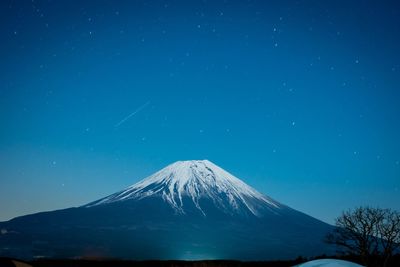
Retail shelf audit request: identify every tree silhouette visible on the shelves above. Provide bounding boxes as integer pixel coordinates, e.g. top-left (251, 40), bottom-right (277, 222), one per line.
top-left (326, 206), bottom-right (400, 267)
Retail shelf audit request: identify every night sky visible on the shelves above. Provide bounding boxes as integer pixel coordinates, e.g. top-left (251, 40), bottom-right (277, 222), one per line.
top-left (1, 0), bottom-right (399, 224)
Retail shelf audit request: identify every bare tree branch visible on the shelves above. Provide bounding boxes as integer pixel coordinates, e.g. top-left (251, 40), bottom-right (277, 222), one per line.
top-left (326, 206), bottom-right (400, 267)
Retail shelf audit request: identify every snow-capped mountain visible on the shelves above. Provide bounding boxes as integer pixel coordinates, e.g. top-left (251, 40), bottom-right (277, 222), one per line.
top-left (85, 160), bottom-right (281, 217)
top-left (0, 160), bottom-right (334, 260)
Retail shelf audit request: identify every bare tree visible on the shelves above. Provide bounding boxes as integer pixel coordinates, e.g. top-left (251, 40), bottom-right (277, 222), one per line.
top-left (326, 206), bottom-right (400, 267)
top-left (377, 209), bottom-right (400, 267)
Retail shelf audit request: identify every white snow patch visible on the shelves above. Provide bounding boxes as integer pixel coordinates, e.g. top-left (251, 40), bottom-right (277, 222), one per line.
top-left (295, 259), bottom-right (364, 267)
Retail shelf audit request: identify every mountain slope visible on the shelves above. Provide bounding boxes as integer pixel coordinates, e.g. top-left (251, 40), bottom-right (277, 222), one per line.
top-left (0, 160), bottom-right (334, 260)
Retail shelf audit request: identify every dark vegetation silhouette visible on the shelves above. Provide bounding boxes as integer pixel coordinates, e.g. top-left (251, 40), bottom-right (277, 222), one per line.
top-left (2, 254), bottom-right (400, 267)
top-left (7, 255), bottom-right (400, 267)
top-left (326, 206), bottom-right (400, 267)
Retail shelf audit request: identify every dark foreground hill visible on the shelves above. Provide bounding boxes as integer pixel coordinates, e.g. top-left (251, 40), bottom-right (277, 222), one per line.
top-left (25, 259), bottom-right (304, 267)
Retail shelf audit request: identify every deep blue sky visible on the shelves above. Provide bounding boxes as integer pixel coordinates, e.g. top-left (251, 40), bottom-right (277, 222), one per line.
top-left (1, 0), bottom-right (399, 224)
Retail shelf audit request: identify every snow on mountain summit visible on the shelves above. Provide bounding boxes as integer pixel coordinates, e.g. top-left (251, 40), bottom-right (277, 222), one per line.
top-left (85, 160), bottom-right (282, 217)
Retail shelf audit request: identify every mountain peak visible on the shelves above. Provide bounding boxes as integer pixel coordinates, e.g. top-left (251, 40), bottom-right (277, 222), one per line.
top-left (2, 160), bottom-right (333, 260)
top-left (85, 160), bottom-right (282, 217)
top-left (164, 159), bottom-right (214, 171)
top-left (166, 159), bottom-right (214, 172)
